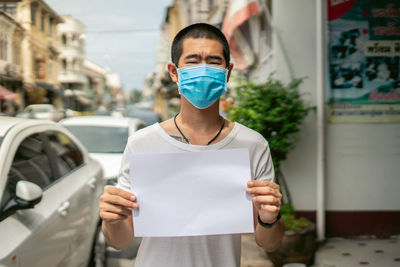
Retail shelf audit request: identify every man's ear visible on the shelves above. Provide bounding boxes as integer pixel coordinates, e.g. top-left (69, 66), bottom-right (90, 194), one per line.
top-left (227, 63), bottom-right (234, 82)
top-left (167, 62), bottom-right (178, 83)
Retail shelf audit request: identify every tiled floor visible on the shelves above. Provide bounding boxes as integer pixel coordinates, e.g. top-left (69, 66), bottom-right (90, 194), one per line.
top-left (314, 235), bottom-right (400, 267)
top-left (107, 234), bottom-right (400, 266)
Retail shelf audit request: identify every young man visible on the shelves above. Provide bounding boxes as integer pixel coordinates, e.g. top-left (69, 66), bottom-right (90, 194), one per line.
top-left (99, 23), bottom-right (284, 266)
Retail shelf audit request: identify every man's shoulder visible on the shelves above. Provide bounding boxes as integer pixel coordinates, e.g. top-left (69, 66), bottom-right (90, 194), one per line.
top-left (234, 122), bottom-right (268, 145)
top-left (127, 123), bottom-right (159, 144)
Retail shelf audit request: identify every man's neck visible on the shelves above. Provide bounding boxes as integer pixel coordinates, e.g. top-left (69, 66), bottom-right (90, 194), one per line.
top-left (160, 98), bottom-right (233, 145)
top-left (178, 99), bottom-right (221, 134)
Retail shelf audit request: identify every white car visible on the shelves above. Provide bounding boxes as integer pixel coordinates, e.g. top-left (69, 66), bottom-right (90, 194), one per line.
top-left (0, 117), bottom-right (106, 266)
top-left (17, 104), bottom-right (61, 121)
top-left (61, 116), bottom-right (147, 185)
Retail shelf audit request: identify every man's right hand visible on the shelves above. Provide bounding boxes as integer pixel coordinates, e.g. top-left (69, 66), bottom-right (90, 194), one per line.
top-left (99, 186), bottom-right (138, 224)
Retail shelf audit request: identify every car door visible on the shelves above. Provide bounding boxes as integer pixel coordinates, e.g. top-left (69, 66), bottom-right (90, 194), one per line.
top-left (43, 130), bottom-right (104, 267)
top-left (0, 131), bottom-right (75, 266)
top-left (0, 125), bottom-right (104, 267)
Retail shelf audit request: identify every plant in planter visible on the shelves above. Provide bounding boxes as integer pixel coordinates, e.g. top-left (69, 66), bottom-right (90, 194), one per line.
top-left (267, 204), bottom-right (316, 266)
top-left (224, 77), bottom-right (315, 266)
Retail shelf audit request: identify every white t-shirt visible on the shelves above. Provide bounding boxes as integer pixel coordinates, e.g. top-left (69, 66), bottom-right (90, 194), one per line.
top-left (116, 122), bottom-right (274, 267)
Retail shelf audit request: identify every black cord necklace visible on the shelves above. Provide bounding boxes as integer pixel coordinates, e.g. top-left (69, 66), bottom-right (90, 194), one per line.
top-left (173, 113), bottom-right (225, 145)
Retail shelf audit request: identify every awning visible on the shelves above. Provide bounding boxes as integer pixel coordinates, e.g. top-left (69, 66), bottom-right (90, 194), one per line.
top-left (0, 85), bottom-right (19, 101)
top-left (0, 74), bottom-right (23, 82)
top-left (35, 82), bottom-right (60, 92)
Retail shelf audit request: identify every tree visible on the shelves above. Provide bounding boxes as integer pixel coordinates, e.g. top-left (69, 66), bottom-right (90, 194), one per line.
top-left (130, 89), bottom-right (143, 104)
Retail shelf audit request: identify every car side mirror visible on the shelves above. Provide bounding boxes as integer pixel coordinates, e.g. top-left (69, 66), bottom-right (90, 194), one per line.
top-left (15, 180), bottom-right (43, 208)
top-left (0, 181), bottom-right (43, 222)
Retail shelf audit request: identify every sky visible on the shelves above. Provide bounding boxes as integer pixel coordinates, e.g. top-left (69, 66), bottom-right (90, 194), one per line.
top-left (47, 0), bottom-right (173, 91)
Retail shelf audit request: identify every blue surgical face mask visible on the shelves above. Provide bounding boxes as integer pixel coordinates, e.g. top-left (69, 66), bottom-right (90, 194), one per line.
top-left (177, 64), bottom-right (228, 109)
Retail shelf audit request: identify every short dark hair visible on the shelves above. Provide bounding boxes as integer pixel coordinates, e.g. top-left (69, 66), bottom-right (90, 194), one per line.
top-left (171, 23), bottom-right (230, 67)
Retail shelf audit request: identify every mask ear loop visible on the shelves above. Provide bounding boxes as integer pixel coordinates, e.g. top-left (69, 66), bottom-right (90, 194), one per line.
top-left (223, 68), bottom-right (229, 92)
top-left (175, 64), bottom-right (182, 95)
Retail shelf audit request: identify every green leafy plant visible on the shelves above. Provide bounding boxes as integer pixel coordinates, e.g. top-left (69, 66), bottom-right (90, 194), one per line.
top-left (225, 76), bottom-right (313, 231)
top-left (225, 77), bottom-right (312, 173)
top-left (281, 204), bottom-right (311, 231)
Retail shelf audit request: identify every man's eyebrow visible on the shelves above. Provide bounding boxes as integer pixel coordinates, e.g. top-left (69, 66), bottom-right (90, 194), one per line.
top-left (183, 54), bottom-right (223, 61)
top-left (184, 54), bottom-right (201, 60)
top-left (206, 55), bottom-right (223, 61)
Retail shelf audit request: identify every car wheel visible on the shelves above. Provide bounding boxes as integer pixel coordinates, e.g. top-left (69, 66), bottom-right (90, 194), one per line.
top-left (89, 221), bottom-right (107, 267)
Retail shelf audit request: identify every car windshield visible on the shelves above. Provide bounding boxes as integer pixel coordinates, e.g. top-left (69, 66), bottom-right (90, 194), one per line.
top-left (27, 108), bottom-right (51, 113)
top-left (126, 109), bottom-right (161, 125)
top-left (64, 125), bottom-right (128, 153)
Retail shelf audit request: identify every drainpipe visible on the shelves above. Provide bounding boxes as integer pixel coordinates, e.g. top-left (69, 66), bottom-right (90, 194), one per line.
top-left (316, 0), bottom-right (326, 241)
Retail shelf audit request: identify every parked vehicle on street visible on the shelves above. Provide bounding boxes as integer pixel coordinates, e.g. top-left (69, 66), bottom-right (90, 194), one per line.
top-left (0, 117), bottom-right (106, 267)
top-left (125, 107), bottom-right (162, 125)
top-left (17, 104), bottom-right (62, 121)
top-left (61, 116), bottom-right (147, 185)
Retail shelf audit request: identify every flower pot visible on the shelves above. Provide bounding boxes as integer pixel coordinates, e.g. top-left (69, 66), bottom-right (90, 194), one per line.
top-left (266, 223), bottom-right (316, 267)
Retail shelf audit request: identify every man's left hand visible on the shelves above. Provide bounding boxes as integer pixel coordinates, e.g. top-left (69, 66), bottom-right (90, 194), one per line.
top-left (246, 180), bottom-right (282, 224)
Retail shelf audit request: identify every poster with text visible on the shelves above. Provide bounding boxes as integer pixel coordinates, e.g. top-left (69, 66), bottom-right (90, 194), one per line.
top-left (328, 0), bottom-right (400, 123)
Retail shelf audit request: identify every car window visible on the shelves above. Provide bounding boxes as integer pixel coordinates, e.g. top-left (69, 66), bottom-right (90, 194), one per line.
top-left (0, 134), bottom-right (52, 212)
top-left (46, 131), bottom-right (84, 178)
top-left (64, 125), bottom-right (129, 153)
top-left (31, 108), bottom-right (51, 113)
top-left (0, 131), bottom-right (84, 213)
top-left (9, 134), bottom-right (52, 188)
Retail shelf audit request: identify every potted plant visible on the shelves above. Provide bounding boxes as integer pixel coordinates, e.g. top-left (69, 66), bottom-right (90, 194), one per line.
top-left (224, 77), bottom-right (315, 266)
top-left (266, 204), bottom-right (316, 266)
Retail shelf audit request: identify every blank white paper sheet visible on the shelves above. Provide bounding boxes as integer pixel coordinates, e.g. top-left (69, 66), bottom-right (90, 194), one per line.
top-left (129, 148), bottom-right (254, 237)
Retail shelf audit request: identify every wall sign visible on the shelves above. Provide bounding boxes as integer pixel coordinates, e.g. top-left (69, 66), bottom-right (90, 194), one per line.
top-left (328, 0), bottom-right (400, 123)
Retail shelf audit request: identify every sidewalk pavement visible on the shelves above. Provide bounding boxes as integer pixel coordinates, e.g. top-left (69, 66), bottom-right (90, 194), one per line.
top-left (242, 234), bottom-right (400, 267)
top-left (313, 235), bottom-right (400, 267)
top-left (241, 234), bottom-right (274, 267)
top-left (107, 234), bottom-right (400, 267)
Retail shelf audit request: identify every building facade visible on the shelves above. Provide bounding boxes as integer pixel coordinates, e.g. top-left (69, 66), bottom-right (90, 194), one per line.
top-left (152, 0), bottom-right (400, 238)
top-left (0, 1), bottom-right (24, 114)
top-left (265, 0), bottom-right (400, 238)
top-left (83, 59), bottom-right (107, 110)
top-left (106, 72), bottom-right (124, 110)
top-left (57, 15), bottom-right (88, 111)
top-left (15, 0), bottom-right (63, 107)
top-left (57, 15), bottom-right (86, 90)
